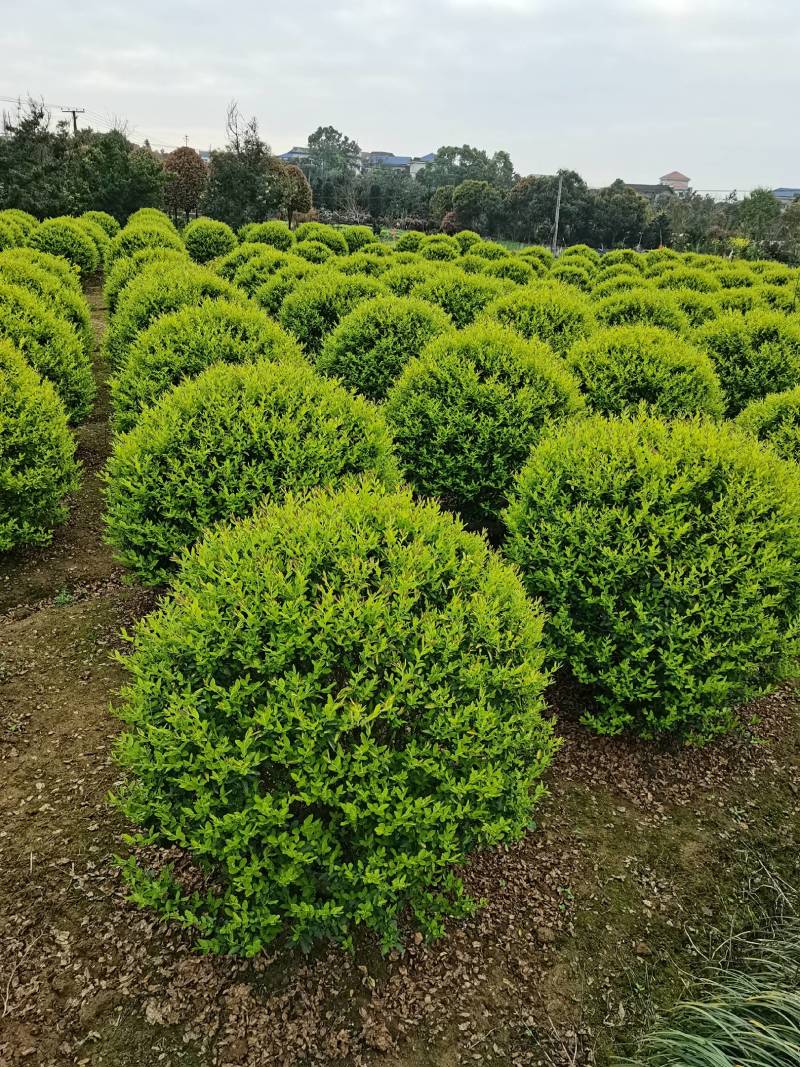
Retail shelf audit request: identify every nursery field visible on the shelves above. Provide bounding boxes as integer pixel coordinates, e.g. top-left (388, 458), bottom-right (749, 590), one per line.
top-left (1, 208), bottom-right (799, 1067)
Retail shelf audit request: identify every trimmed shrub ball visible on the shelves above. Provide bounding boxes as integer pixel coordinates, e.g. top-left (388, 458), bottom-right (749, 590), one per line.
top-left (82, 210), bottom-right (121, 238)
top-left (278, 271), bottom-right (384, 354)
top-left (550, 262), bottom-right (592, 292)
top-left (0, 220), bottom-right (24, 250)
top-left (0, 257), bottom-right (93, 358)
top-left (238, 220), bottom-right (295, 251)
top-left (0, 209), bottom-right (38, 239)
top-left (232, 248), bottom-right (293, 294)
top-left (103, 248), bottom-right (190, 314)
top-left (110, 299), bottom-right (304, 432)
top-left (566, 325), bottom-right (724, 418)
top-left (560, 244), bottom-right (599, 264)
top-left (419, 235), bottom-right (460, 261)
top-left (340, 225), bottom-right (375, 252)
top-left (293, 222), bottom-right (348, 255)
top-left (667, 288), bottom-right (718, 329)
top-left (385, 323), bottom-right (584, 525)
top-left (454, 229), bottom-right (481, 253)
top-left (103, 360), bottom-right (399, 584)
top-left (654, 267), bottom-right (720, 294)
top-left (0, 282), bottom-right (95, 422)
top-left (413, 267), bottom-right (508, 328)
top-left (504, 415), bottom-right (800, 742)
top-left (31, 217), bottom-right (99, 275)
top-left (253, 261), bottom-right (318, 315)
top-left (485, 283), bottom-right (594, 354)
top-left (469, 241), bottom-right (510, 260)
top-left (294, 239), bottom-right (335, 264)
top-left (594, 288), bottom-right (689, 333)
top-left (338, 251), bottom-right (393, 278)
top-left (127, 208), bottom-right (176, 231)
top-left (736, 387), bottom-right (800, 461)
top-left (112, 479), bottom-right (557, 953)
top-left (395, 230), bottom-right (425, 252)
top-left (316, 295), bottom-right (452, 400)
top-left (105, 224), bottom-right (186, 271)
top-left (104, 264), bottom-right (245, 370)
top-left (479, 258), bottom-right (537, 286)
top-left (382, 260), bottom-right (441, 297)
top-left (212, 242), bottom-right (271, 281)
top-left (695, 310), bottom-right (800, 416)
top-left (183, 218), bottom-right (237, 264)
top-left (76, 217), bottom-right (111, 262)
top-left (0, 247), bottom-right (81, 294)
top-left (0, 341), bottom-right (79, 550)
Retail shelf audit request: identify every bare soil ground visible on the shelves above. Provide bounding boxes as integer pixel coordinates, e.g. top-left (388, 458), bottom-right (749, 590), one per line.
top-left (1, 281), bottom-right (798, 1067)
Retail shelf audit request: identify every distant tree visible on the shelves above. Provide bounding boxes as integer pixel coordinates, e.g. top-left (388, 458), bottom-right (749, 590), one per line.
top-left (417, 145), bottom-right (516, 193)
top-left (737, 188), bottom-right (782, 250)
top-left (429, 185), bottom-right (454, 223)
top-left (163, 146), bottom-right (207, 222)
top-left (0, 99), bottom-right (73, 217)
top-left (589, 180), bottom-right (649, 248)
top-left (281, 164), bottom-right (312, 227)
top-left (201, 103), bottom-right (284, 229)
top-left (368, 182), bottom-right (384, 219)
top-left (504, 170), bottom-right (592, 245)
top-left (452, 179), bottom-right (503, 234)
top-left (306, 126), bottom-right (361, 177)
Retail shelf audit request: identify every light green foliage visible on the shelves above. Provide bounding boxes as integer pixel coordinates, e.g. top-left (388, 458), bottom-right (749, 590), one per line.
top-left (293, 222), bottom-right (348, 254)
top-left (110, 299), bottom-right (304, 432)
top-left (111, 480), bottom-right (557, 953)
top-left (103, 248), bottom-right (190, 313)
top-left (385, 323), bottom-right (584, 524)
top-left (419, 235), bottom-right (460, 261)
top-left (238, 220), bottom-right (295, 251)
top-left (76, 216), bottom-right (111, 262)
top-left (567, 325), bottom-right (724, 418)
top-left (337, 252), bottom-right (393, 277)
top-left (126, 208), bottom-right (176, 231)
top-left (0, 247), bottom-right (81, 293)
top-left (654, 267), bottom-right (720, 293)
top-left (0, 209), bottom-right (38, 238)
top-left (667, 288), bottom-right (718, 328)
top-left (560, 244), bottom-right (599, 264)
top-left (183, 218), bottom-right (237, 263)
top-left (0, 255), bottom-right (93, 357)
top-left (316, 295), bottom-right (451, 400)
top-left (0, 281), bottom-right (95, 422)
top-left (30, 217), bottom-right (99, 275)
top-left (736, 386), bottom-right (800, 461)
top-left (0, 220), bottom-right (24, 250)
top-left (594, 288), bottom-right (689, 333)
top-left (82, 210), bottom-right (121, 238)
top-left (454, 230), bottom-right (481, 253)
top-left (0, 341), bottom-right (79, 550)
top-left (395, 230), bottom-right (425, 252)
top-left (104, 361), bottom-right (399, 584)
top-left (105, 224), bottom-right (186, 271)
top-left (278, 270), bottom-right (384, 354)
top-left (468, 240), bottom-right (510, 260)
top-left (340, 225), bottom-right (375, 252)
top-left (601, 249), bottom-right (642, 268)
top-left (551, 262), bottom-right (592, 291)
top-left (504, 415), bottom-right (800, 741)
top-left (413, 267), bottom-right (508, 327)
top-left (381, 260), bottom-right (441, 296)
top-left (590, 276), bottom-right (647, 301)
top-left (231, 248), bottom-right (292, 294)
top-left (210, 241), bottom-right (271, 281)
top-left (479, 258), bottom-right (537, 286)
top-left (712, 288), bottom-right (761, 314)
top-left (518, 246), bottom-right (554, 268)
top-left (253, 261), bottom-right (318, 315)
top-left (294, 239), bottom-right (334, 264)
top-left (696, 310), bottom-right (800, 415)
top-left (485, 283), bottom-right (595, 353)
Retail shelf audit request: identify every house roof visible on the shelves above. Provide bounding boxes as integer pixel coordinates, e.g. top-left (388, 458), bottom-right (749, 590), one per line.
top-left (773, 187), bottom-right (800, 197)
top-left (660, 170), bottom-right (689, 181)
top-left (628, 183), bottom-right (673, 196)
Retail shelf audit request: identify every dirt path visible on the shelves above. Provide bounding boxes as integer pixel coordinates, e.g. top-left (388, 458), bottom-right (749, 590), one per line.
top-left (1, 281), bottom-right (799, 1067)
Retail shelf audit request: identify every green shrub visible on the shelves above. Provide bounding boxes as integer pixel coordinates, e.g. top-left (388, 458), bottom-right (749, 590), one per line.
top-left (76, 217), bottom-right (111, 262)
top-left (386, 323), bottom-right (584, 524)
top-left (0, 219), bottom-right (24, 250)
top-left (504, 414), bottom-right (800, 741)
top-left (667, 288), bottom-right (718, 328)
top-left (454, 229), bottom-right (481, 253)
top-left (485, 283), bottom-right (595, 353)
top-left (353, 241), bottom-right (391, 257)
top-left (126, 208), bottom-right (176, 232)
top-left (295, 239), bottom-right (334, 264)
top-left (0, 340), bottom-right (79, 550)
top-left (112, 478), bottom-right (557, 953)
top-left (0, 257), bottom-right (93, 357)
top-left (696, 310), bottom-right (800, 416)
top-left (337, 251), bottom-right (393, 277)
top-left (382, 260), bottom-right (441, 296)
top-left (590, 276), bottom-right (647, 301)
top-left (106, 224), bottom-right (186, 270)
top-left (316, 295), bottom-right (451, 400)
top-left (480, 258), bottom-right (536, 286)
top-left (183, 218), bottom-right (237, 264)
top-left (709, 264), bottom-right (754, 289)
top-left (82, 210), bottom-right (120, 238)
top-left (104, 361), bottom-right (399, 583)
top-left (712, 288), bottom-right (761, 315)
top-left (601, 249), bottom-right (642, 268)
top-left (0, 282), bottom-right (95, 422)
top-left (594, 288), bottom-right (689, 333)
top-left (278, 271), bottom-right (384, 354)
top-left (413, 267), bottom-right (508, 328)
top-left (518, 246), bottom-right (553, 268)
top-left (419, 235), bottom-right (459, 261)
top-left (293, 222), bottom-right (348, 254)
top-left (561, 244), bottom-right (599, 264)
top-left (210, 241), bottom-right (270, 281)
top-left (736, 387), bottom-right (800, 462)
top-left (103, 248), bottom-right (190, 314)
top-left (0, 247), bottom-right (80, 293)
top-left (395, 229), bottom-right (425, 252)
top-left (238, 220), bottom-right (294, 251)
top-left (30, 217), bottom-right (99, 275)
top-left (340, 225), bottom-right (375, 252)
top-left (551, 262), bottom-right (592, 291)
top-left (231, 248), bottom-right (291, 294)
top-left (469, 240), bottom-right (510, 260)
top-left (566, 325), bottom-right (724, 418)
top-left (253, 261), bottom-right (318, 315)
top-left (111, 299), bottom-right (304, 432)
top-left (0, 209), bottom-right (38, 238)
top-left (654, 267), bottom-right (720, 293)
top-left (104, 264), bottom-right (245, 370)
top-left (759, 283), bottom-right (800, 315)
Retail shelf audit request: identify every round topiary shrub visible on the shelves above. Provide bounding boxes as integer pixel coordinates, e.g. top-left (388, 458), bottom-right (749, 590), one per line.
top-left (278, 270), bottom-right (384, 354)
top-left (518, 246), bottom-right (553, 268)
top-left (0, 248), bottom-right (81, 293)
top-left (76, 217), bottom-right (111, 262)
top-left (340, 225), bottom-right (375, 252)
top-left (183, 218), bottom-right (237, 263)
top-left (112, 478), bottom-right (557, 953)
top-left (454, 229), bottom-right (481, 253)
top-left (316, 295), bottom-right (451, 400)
top-left (419, 235), bottom-right (460, 261)
top-left (294, 239), bottom-right (335, 264)
top-left (663, 288), bottom-right (718, 329)
top-left (231, 248), bottom-right (292, 294)
top-left (695, 310), bottom-right (800, 416)
top-left (0, 282), bottom-right (95, 422)
top-left (104, 263), bottom-right (245, 370)
top-left (395, 229), bottom-right (425, 252)
top-left (485, 283), bottom-right (595, 353)
top-left (338, 251), bottom-right (393, 277)
top-left (82, 210), bottom-right (120, 238)
top-left (210, 241), bottom-right (269, 281)
top-left (560, 244), bottom-right (599, 264)
top-left (385, 323), bottom-right (584, 525)
top-left (712, 288), bottom-right (761, 315)
top-left (413, 267), bottom-right (508, 328)
top-left (504, 414), bottom-right (800, 741)
top-left (0, 340), bottom-right (79, 550)
top-left (31, 217), bottom-right (99, 275)
top-left (566, 325), bottom-right (724, 418)
top-left (104, 361), bottom-right (399, 584)
top-left (238, 220), bottom-right (295, 251)
top-left (594, 288), bottom-right (689, 333)
top-left (0, 257), bottom-right (93, 358)
top-left (468, 240), bottom-right (510, 260)
top-left (0, 220), bottom-right (24, 250)
top-left (654, 267), bottom-right (720, 294)
top-left (110, 299), bottom-right (304, 432)
top-left (105, 224), bottom-right (186, 271)
top-left (551, 262), bottom-right (592, 292)
top-left (103, 248), bottom-right (190, 314)
top-left (126, 209), bottom-right (176, 232)
top-left (590, 276), bottom-right (646, 301)
top-left (601, 249), bottom-right (641, 268)
top-left (293, 222), bottom-right (348, 255)
top-left (0, 209), bottom-right (38, 239)
top-left (480, 258), bottom-right (536, 286)
top-left (382, 260), bottom-right (441, 296)
top-left (736, 387), bottom-right (800, 461)
top-left (254, 261), bottom-right (318, 315)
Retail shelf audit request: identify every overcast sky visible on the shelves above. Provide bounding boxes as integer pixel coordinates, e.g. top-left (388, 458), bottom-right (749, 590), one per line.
top-left (3, 0), bottom-right (799, 192)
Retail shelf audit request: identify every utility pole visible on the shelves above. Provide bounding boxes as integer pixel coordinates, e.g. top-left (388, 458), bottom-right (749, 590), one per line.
top-left (551, 171), bottom-right (563, 257)
top-left (61, 107), bottom-right (85, 135)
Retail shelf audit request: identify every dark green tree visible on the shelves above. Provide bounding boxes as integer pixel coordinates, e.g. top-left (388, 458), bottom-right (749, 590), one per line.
top-left (201, 103), bottom-right (284, 229)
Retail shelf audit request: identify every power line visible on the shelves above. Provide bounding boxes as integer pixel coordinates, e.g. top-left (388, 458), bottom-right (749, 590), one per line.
top-left (61, 106), bottom-right (84, 134)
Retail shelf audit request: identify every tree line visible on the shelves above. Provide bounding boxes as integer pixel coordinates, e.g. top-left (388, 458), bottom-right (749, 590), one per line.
top-left (2, 99), bottom-right (799, 261)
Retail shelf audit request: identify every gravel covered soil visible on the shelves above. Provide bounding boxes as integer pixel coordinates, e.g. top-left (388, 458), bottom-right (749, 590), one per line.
top-left (1, 281), bottom-right (798, 1067)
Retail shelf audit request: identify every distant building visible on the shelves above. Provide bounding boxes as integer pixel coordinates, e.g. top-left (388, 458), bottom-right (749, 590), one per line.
top-left (772, 187), bottom-right (800, 207)
top-left (278, 146), bottom-right (311, 165)
top-left (626, 182), bottom-right (676, 203)
top-left (625, 170), bottom-right (690, 202)
top-left (659, 170), bottom-right (691, 194)
top-left (277, 145), bottom-right (434, 176)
